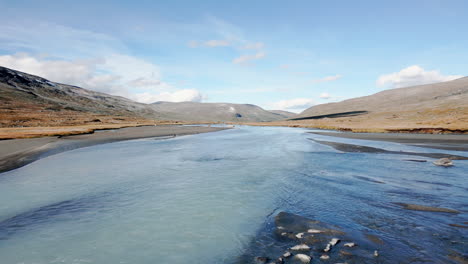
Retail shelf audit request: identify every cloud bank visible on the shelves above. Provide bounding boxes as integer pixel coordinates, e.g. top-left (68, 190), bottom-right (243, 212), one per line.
top-left (271, 98), bottom-right (315, 113)
top-left (377, 65), bottom-right (462, 88)
top-left (0, 53), bottom-right (203, 103)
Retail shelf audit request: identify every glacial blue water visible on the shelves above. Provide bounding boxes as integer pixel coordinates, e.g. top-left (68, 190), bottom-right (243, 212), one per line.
top-left (0, 126), bottom-right (467, 264)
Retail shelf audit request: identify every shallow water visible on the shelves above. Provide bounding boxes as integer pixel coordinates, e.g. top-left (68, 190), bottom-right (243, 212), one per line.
top-left (0, 126), bottom-right (466, 263)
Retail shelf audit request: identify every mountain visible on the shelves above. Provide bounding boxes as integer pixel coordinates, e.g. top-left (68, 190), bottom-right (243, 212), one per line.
top-left (0, 66), bottom-right (287, 127)
top-left (289, 77), bottom-right (468, 132)
top-left (0, 66), bottom-right (163, 127)
top-left (268, 110), bottom-right (297, 119)
top-left (150, 101), bottom-right (286, 122)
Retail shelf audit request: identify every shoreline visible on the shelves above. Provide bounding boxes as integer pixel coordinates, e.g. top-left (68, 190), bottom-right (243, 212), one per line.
top-left (0, 125), bottom-right (228, 174)
top-left (310, 131), bottom-right (468, 151)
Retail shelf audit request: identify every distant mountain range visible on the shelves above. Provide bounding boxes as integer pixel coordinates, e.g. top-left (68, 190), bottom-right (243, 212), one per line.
top-left (2, 66), bottom-right (466, 133)
top-left (151, 101), bottom-right (294, 122)
top-left (0, 66), bottom-right (292, 127)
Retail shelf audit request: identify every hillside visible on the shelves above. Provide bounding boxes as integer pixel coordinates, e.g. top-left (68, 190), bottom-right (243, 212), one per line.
top-left (0, 66), bottom-right (164, 128)
top-left (0, 66), bottom-right (287, 129)
top-left (268, 110), bottom-right (297, 119)
top-left (250, 77), bottom-right (468, 133)
top-left (150, 102), bottom-right (286, 122)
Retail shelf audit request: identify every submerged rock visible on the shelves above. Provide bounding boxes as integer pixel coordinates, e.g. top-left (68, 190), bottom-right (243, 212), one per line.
top-left (395, 202), bottom-right (460, 214)
top-left (433, 158), bottom-right (453, 167)
top-left (275, 212), bottom-right (344, 236)
top-left (255, 256), bottom-right (270, 263)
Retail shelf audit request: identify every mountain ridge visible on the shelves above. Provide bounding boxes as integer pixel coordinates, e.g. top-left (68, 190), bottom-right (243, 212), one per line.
top-left (0, 66), bottom-right (287, 127)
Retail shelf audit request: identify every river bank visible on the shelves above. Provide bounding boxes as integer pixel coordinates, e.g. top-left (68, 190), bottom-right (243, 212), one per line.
top-left (0, 125), bottom-right (228, 173)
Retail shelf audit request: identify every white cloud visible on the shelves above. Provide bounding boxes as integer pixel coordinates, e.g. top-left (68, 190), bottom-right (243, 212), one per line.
top-left (132, 89), bottom-right (203, 104)
top-left (205, 39), bottom-right (230, 47)
top-left (0, 21), bottom-right (126, 58)
top-left (188, 39), bottom-right (230, 48)
top-left (0, 52), bottom-right (98, 85)
top-left (128, 77), bottom-right (161, 87)
top-left (242, 42), bottom-right (264, 50)
top-left (188, 40), bottom-right (200, 48)
top-left (233, 51), bottom-right (266, 64)
top-left (270, 98), bottom-right (315, 113)
top-left (0, 53), bottom-right (202, 103)
top-left (312, 74), bottom-right (342, 83)
top-left (377, 65), bottom-right (462, 88)
top-left (319, 92), bottom-right (331, 99)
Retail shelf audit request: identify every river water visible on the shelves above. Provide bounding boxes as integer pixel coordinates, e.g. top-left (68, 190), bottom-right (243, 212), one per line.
top-left (0, 126), bottom-right (466, 263)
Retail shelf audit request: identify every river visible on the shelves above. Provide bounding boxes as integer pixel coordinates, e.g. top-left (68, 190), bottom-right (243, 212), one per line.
top-left (0, 126), bottom-right (466, 263)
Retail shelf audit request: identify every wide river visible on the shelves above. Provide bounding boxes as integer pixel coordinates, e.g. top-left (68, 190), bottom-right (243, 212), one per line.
top-left (0, 126), bottom-right (466, 263)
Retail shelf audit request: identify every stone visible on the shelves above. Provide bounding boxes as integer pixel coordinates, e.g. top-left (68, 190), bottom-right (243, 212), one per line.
top-left (307, 229), bottom-right (323, 233)
top-left (293, 254), bottom-right (311, 263)
top-left (344, 242), bottom-right (356, 247)
top-left (374, 250), bottom-right (379, 257)
top-left (324, 243), bottom-right (331, 252)
top-left (282, 252), bottom-right (292, 258)
top-left (433, 158), bottom-right (453, 167)
top-left (296, 232), bottom-right (305, 239)
top-left (291, 244), bottom-right (310, 251)
top-left (320, 254), bottom-right (330, 260)
top-left (329, 238), bottom-right (340, 246)
top-left (255, 256), bottom-right (270, 263)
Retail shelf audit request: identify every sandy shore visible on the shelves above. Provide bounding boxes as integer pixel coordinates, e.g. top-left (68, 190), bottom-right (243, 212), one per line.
top-left (0, 125), bottom-right (228, 174)
top-left (310, 131), bottom-right (468, 151)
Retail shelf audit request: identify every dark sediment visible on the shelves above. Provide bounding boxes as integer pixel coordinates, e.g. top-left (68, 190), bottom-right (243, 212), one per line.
top-left (312, 139), bottom-right (468, 160)
top-left (310, 131), bottom-right (468, 151)
top-left (395, 203), bottom-right (461, 214)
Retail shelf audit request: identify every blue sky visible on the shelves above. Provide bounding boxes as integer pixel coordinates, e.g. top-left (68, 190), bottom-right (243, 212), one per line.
top-left (0, 0), bottom-right (467, 112)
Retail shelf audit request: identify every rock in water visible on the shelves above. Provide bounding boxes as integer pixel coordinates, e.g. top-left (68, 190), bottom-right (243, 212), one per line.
top-left (329, 238), bottom-right (340, 246)
top-left (291, 244), bottom-right (310, 251)
top-left (320, 254), bottom-right (330, 260)
top-left (344, 242), bottom-right (356, 247)
top-left (254, 256), bottom-right (270, 263)
top-left (282, 252), bottom-right (292, 258)
top-left (293, 254), bottom-right (311, 263)
top-left (433, 158), bottom-right (453, 167)
top-left (324, 243), bottom-right (331, 252)
top-left (295, 232), bottom-right (304, 239)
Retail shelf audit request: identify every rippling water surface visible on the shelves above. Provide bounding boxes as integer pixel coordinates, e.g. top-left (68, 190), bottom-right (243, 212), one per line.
top-left (0, 126), bottom-right (466, 263)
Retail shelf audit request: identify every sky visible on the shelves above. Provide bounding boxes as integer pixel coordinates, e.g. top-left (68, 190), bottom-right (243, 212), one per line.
top-left (0, 0), bottom-right (467, 113)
